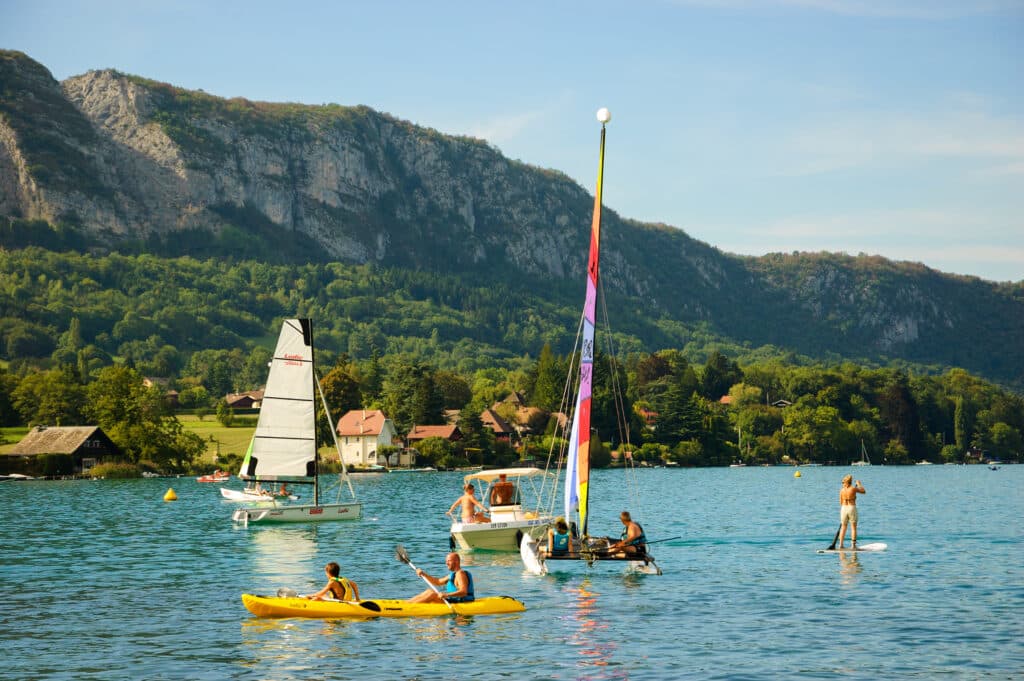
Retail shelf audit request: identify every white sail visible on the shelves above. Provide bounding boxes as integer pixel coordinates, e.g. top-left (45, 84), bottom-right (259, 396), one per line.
top-left (240, 319), bottom-right (317, 481)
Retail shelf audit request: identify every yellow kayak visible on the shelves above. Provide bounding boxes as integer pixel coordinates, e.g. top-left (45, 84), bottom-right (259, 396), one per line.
top-left (241, 593), bottom-right (526, 618)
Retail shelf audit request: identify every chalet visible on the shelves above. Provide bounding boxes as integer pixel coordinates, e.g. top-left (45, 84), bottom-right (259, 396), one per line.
top-left (771, 399), bottom-right (793, 408)
top-left (337, 410), bottom-right (400, 468)
top-left (406, 424), bottom-right (463, 445)
top-left (480, 409), bottom-right (515, 442)
top-left (225, 389), bottom-right (264, 409)
top-left (3, 426), bottom-right (122, 476)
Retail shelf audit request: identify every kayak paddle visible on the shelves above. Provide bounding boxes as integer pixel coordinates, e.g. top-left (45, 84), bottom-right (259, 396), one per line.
top-left (395, 544), bottom-right (454, 612)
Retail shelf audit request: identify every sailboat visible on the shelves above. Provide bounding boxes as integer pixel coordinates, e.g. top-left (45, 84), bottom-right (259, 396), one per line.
top-left (520, 109), bottom-right (661, 576)
top-left (852, 440), bottom-right (871, 466)
top-left (231, 319), bottom-right (362, 525)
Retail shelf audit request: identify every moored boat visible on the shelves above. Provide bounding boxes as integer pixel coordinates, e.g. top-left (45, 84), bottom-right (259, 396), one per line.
top-left (197, 470), bottom-right (230, 483)
top-left (241, 593), bottom-right (525, 618)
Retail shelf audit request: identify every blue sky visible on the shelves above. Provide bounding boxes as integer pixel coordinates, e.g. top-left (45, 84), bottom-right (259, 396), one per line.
top-left (3, 0), bottom-right (1022, 282)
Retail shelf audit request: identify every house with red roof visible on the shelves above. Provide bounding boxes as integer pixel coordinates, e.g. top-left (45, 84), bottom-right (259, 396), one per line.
top-left (336, 409), bottom-right (399, 468)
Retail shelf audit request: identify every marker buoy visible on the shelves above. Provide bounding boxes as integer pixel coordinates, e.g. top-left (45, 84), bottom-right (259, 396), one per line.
top-left (794, 471), bottom-right (802, 478)
top-left (164, 488), bottom-right (178, 501)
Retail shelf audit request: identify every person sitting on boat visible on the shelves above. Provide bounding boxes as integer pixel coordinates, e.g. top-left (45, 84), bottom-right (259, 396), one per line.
top-left (446, 484), bottom-right (489, 523)
top-left (544, 517), bottom-right (574, 557)
top-left (304, 562), bottom-right (360, 602)
top-left (276, 482), bottom-right (290, 497)
top-left (408, 552), bottom-right (475, 604)
top-left (489, 473), bottom-right (516, 506)
top-left (606, 511), bottom-right (647, 557)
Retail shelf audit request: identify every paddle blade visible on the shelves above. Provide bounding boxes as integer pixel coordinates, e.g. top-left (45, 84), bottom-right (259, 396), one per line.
top-left (827, 526), bottom-right (841, 551)
top-left (395, 544), bottom-right (411, 564)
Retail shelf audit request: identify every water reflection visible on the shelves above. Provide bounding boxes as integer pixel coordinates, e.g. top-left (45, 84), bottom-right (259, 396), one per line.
top-left (566, 578), bottom-right (628, 679)
top-left (837, 551), bottom-right (862, 586)
top-left (248, 527), bottom-right (319, 588)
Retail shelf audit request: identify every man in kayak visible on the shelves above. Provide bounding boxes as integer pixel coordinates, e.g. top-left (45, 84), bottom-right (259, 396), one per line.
top-left (304, 562), bottom-right (360, 601)
top-left (408, 552), bottom-right (475, 604)
top-left (606, 511), bottom-right (647, 557)
top-left (446, 484), bottom-right (489, 523)
top-left (837, 475), bottom-right (866, 549)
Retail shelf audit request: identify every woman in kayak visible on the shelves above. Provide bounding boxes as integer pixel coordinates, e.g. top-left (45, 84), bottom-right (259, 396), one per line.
top-left (304, 562), bottom-right (360, 601)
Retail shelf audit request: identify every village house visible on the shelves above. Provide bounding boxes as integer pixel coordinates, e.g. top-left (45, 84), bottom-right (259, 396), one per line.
top-left (3, 426), bottom-right (122, 477)
top-left (224, 389), bottom-right (264, 409)
top-left (336, 410), bottom-right (401, 468)
top-left (406, 424), bottom-right (462, 446)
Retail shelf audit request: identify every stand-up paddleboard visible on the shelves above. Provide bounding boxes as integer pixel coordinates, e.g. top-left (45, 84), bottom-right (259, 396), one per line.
top-left (817, 542), bottom-right (887, 554)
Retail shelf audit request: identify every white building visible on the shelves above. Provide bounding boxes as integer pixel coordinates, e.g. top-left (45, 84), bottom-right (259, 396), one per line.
top-left (336, 410), bottom-right (399, 468)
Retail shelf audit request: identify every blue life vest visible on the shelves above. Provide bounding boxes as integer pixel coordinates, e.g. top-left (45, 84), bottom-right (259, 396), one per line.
top-left (552, 530), bottom-right (570, 554)
top-left (445, 569), bottom-right (475, 602)
top-left (621, 522), bottom-right (647, 548)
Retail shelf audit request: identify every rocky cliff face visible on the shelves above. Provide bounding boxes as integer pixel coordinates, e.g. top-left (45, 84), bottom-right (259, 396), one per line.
top-left (2, 51), bottom-right (1021, 384)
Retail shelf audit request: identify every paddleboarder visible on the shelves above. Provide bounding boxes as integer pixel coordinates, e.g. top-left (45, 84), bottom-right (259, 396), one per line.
top-left (837, 474), bottom-right (866, 549)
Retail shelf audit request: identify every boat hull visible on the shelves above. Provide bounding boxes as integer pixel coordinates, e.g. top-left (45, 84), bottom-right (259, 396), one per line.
top-left (232, 502), bottom-right (362, 524)
top-left (450, 507), bottom-right (552, 551)
top-left (241, 594), bottom-right (525, 618)
top-left (519, 534), bottom-right (661, 575)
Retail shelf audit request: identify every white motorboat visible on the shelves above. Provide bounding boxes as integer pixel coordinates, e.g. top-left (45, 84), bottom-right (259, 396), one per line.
top-left (449, 467), bottom-right (556, 551)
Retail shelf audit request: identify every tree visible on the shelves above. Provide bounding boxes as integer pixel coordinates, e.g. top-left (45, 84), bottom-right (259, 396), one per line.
top-left (700, 350), bottom-right (743, 400)
top-left (434, 370), bottom-right (472, 410)
top-left (530, 343), bottom-right (565, 411)
top-left (12, 366), bottom-right (86, 426)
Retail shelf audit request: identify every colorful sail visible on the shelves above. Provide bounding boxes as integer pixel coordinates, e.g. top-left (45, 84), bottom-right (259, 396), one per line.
top-left (564, 118), bottom-right (608, 537)
top-left (239, 319), bottom-right (318, 484)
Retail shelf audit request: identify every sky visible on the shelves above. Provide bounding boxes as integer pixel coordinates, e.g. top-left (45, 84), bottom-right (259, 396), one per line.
top-left (2, 0), bottom-right (1023, 282)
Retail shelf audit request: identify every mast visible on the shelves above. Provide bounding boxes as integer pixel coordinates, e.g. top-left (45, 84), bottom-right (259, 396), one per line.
top-left (565, 107), bottom-right (610, 538)
top-left (301, 318), bottom-right (319, 507)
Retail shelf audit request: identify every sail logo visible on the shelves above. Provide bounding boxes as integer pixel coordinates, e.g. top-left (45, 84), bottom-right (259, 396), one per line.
top-left (283, 353), bottom-right (304, 366)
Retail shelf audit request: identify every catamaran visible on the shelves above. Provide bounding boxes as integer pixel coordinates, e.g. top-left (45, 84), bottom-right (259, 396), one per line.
top-left (231, 319), bottom-right (362, 525)
top-left (520, 109), bottom-right (661, 576)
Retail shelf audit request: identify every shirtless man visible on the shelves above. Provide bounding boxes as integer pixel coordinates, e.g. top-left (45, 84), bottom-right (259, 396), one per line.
top-left (837, 474), bottom-right (866, 549)
top-left (607, 511), bottom-right (647, 557)
top-left (447, 484), bottom-right (489, 523)
top-left (489, 473), bottom-right (516, 506)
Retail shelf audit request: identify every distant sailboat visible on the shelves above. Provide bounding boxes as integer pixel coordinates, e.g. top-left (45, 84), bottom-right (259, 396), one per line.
top-left (231, 319), bottom-right (361, 525)
top-left (852, 440), bottom-right (871, 466)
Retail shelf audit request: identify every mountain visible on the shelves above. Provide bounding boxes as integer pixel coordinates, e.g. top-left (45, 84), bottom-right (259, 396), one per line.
top-left (1, 50), bottom-right (1022, 390)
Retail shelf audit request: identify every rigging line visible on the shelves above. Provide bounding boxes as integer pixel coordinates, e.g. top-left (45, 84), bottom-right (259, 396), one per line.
top-left (543, 310), bottom-right (587, 515)
top-left (596, 277), bottom-right (643, 515)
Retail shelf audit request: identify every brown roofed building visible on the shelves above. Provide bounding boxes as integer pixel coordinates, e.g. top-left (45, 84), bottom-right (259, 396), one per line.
top-left (225, 389), bottom-right (264, 409)
top-left (480, 408), bottom-right (515, 442)
top-left (406, 424), bottom-right (462, 444)
top-left (4, 425), bottom-right (122, 476)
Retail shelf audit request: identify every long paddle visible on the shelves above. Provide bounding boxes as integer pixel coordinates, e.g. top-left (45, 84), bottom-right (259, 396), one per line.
top-left (274, 586), bottom-right (382, 613)
top-left (827, 525), bottom-right (841, 550)
top-left (395, 544), bottom-right (455, 612)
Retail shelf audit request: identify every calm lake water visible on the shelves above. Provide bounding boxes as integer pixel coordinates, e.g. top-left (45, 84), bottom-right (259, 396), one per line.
top-left (2, 465), bottom-right (1021, 680)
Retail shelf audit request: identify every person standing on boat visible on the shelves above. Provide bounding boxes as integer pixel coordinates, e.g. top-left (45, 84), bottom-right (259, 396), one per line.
top-left (408, 552), bottom-right (475, 604)
top-left (489, 473), bottom-right (516, 506)
top-left (607, 511), bottom-right (647, 556)
top-left (304, 562), bottom-right (360, 601)
top-left (837, 475), bottom-right (866, 549)
top-left (447, 484), bottom-right (489, 523)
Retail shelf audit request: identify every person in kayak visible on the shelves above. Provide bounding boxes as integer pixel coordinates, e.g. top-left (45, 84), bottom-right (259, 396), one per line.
top-left (304, 562), bottom-right (360, 601)
top-left (837, 475), bottom-right (866, 549)
top-left (446, 484), bottom-right (489, 523)
top-left (606, 511), bottom-right (647, 557)
top-left (408, 552), bottom-right (475, 604)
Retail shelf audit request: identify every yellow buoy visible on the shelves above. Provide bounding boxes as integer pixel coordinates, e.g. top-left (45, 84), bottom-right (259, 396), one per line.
top-left (164, 488), bottom-right (178, 501)
top-left (794, 471), bottom-right (802, 478)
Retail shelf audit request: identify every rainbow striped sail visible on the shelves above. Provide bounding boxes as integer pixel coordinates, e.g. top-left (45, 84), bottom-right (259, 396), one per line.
top-left (564, 111), bottom-right (609, 538)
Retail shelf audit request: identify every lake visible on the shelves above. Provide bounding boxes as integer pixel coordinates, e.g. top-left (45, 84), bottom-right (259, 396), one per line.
top-left (2, 465), bottom-right (1021, 680)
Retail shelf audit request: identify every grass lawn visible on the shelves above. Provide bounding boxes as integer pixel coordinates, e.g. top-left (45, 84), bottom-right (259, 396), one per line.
top-left (177, 414), bottom-right (255, 463)
top-left (0, 426), bottom-right (30, 454)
